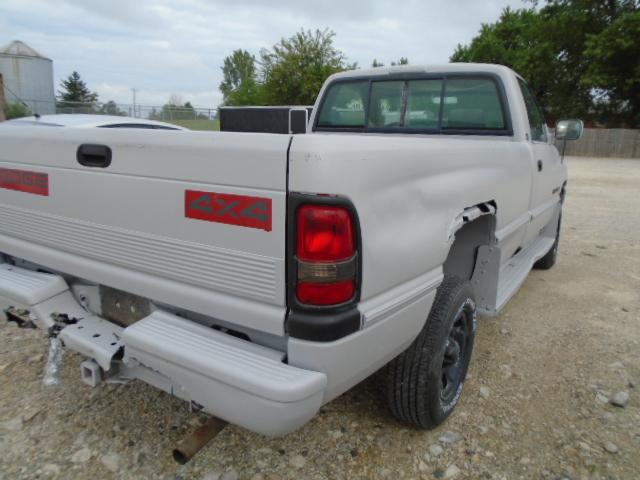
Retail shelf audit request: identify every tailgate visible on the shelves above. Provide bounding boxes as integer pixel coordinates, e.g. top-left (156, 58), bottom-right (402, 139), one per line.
top-left (0, 127), bottom-right (290, 335)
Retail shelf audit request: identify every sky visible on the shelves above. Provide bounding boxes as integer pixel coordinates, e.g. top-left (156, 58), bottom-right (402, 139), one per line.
top-left (0, 0), bottom-right (524, 108)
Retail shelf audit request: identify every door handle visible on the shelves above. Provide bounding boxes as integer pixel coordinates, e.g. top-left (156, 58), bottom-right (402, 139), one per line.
top-left (537, 159), bottom-right (543, 172)
top-left (77, 144), bottom-right (112, 168)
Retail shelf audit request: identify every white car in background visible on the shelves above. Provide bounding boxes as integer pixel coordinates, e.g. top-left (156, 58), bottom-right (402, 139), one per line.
top-left (4, 114), bottom-right (186, 130)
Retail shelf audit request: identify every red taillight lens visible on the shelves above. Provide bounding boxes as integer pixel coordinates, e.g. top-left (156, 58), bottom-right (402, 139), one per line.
top-left (296, 280), bottom-right (355, 306)
top-left (297, 205), bottom-right (355, 261)
top-left (295, 204), bottom-right (357, 306)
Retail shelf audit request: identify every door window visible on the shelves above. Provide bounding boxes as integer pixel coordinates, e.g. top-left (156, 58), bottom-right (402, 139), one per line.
top-left (518, 79), bottom-right (547, 142)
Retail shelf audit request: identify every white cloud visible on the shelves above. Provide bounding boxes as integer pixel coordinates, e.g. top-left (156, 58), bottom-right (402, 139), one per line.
top-left (0, 0), bottom-right (523, 107)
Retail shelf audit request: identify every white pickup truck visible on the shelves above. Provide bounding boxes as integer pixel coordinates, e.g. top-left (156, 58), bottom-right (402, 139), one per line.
top-left (0, 64), bottom-right (582, 438)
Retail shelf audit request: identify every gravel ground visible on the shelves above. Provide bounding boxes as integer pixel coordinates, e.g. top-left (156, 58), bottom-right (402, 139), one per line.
top-left (1, 156), bottom-right (639, 480)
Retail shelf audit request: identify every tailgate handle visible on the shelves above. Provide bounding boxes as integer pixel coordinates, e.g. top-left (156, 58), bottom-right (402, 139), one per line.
top-left (77, 144), bottom-right (112, 168)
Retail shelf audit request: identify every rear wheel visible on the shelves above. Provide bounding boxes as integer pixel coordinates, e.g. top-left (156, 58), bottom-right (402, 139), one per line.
top-left (385, 276), bottom-right (476, 429)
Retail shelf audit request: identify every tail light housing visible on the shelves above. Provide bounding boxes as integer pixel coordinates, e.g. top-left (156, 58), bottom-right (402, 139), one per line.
top-left (295, 204), bottom-right (358, 306)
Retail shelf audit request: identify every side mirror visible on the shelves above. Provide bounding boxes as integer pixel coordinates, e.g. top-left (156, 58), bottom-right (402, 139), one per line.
top-left (555, 119), bottom-right (583, 141)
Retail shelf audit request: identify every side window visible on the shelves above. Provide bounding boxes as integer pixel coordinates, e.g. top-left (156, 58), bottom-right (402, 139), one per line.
top-left (518, 79), bottom-right (547, 142)
top-left (405, 79), bottom-right (443, 129)
top-left (316, 81), bottom-right (368, 128)
top-left (441, 78), bottom-right (506, 130)
top-left (368, 81), bottom-right (404, 128)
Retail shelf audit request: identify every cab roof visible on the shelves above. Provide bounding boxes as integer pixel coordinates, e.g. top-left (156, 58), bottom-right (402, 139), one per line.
top-left (327, 63), bottom-right (515, 81)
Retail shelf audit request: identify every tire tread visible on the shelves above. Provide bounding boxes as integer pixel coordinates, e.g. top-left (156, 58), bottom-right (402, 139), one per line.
top-left (386, 276), bottom-right (474, 429)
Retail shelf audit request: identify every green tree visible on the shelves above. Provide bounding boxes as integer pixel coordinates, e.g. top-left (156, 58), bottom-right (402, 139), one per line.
top-left (219, 49), bottom-right (264, 105)
top-left (583, 11), bottom-right (640, 126)
top-left (57, 71), bottom-right (98, 105)
top-left (260, 29), bottom-right (355, 105)
top-left (99, 100), bottom-right (124, 116)
top-left (157, 96), bottom-right (208, 120)
top-left (451, 1), bottom-right (640, 125)
top-left (163, 100), bottom-right (189, 120)
top-left (372, 57), bottom-right (409, 67)
top-left (224, 78), bottom-right (266, 106)
top-left (451, 7), bottom-right (568, 120)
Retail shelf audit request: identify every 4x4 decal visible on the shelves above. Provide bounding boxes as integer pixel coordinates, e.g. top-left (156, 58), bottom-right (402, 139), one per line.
top-left (185, 190), bottom-right (272, 231)
top-left (0, 167), bottom-right (49, 196)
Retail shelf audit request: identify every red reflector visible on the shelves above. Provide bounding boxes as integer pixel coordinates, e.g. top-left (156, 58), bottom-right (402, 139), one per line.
top-left (297, 205), bottom-right (355, 261)
top-left (296, 280), bottom-right (355, 306)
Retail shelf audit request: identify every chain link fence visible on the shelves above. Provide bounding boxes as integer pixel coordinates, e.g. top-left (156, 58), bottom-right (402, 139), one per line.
top-left (5, 99), bottom-right (220, 130)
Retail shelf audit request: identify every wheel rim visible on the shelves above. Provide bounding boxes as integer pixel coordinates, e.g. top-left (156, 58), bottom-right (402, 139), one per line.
top-left (440, 307), bottom-right (472, 404)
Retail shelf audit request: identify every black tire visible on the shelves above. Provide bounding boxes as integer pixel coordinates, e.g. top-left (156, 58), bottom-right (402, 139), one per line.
top-left (385, 276), bottom-right (476, 429)
top-left (534, 212), bottom-right (562, 270)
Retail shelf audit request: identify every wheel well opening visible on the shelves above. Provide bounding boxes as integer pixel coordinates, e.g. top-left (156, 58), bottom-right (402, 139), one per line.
top-left (443, 214), bottom-right (495, 281)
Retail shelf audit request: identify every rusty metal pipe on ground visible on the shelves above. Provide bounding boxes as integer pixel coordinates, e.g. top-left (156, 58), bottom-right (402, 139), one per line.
top-left (173, 416), bottom-right (228, 464)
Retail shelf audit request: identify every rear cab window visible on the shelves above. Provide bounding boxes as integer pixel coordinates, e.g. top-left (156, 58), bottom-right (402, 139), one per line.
top-left (316, 81), bottom-right (368, 128)
top-left (405, 80), bottom-right (443, 129)
top-left (441, 78), bottom-right (505, 131)
top-left (315, 74), bottom-right (510, 135)
top-left (368, 81), bottom-right (404, 128)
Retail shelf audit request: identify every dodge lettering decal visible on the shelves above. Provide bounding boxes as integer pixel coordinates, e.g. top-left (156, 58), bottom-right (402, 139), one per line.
top-left (185, 190), bottom-right (272, 231)
top-left (0, 167), bottom-right (49, 196)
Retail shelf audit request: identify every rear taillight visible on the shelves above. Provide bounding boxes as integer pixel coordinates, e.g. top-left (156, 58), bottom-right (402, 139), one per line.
top-left (295, 204), bottom-right (357, 306)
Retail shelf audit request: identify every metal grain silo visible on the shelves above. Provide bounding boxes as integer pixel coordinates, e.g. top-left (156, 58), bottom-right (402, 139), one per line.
top-left (0, 40), bottom-right (55, 115)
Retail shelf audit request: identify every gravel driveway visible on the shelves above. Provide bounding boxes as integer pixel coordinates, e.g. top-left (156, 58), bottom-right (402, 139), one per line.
top-left (0, 156), bottom-right (638, 480)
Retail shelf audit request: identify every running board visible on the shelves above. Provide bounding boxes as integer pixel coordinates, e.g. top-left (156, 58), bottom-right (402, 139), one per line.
top-left (474, 236), bottom-right (554, 316)
top-left (494, 236), bottom-right (554, 312)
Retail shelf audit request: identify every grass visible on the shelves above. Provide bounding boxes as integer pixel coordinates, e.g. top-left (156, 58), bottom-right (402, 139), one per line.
top-left (167, 118), bottom-right (220, 131)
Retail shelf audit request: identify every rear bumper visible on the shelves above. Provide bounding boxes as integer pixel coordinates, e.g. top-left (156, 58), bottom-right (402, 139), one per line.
top-left (1, 261), bottom-right (441, 435)
top-left (0, 262), bottom-right (326, 436)
top-left (120, 311), bottom-right (327, 436)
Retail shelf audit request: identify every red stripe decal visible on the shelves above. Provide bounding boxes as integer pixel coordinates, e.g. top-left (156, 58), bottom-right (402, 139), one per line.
top-left (185, 190), bottom-right (272, 232)
top-left (0, 167), bottom-right (49, 196)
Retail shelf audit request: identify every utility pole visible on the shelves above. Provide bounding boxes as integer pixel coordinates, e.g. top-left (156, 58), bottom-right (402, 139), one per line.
top-left (132, 88), bottom-right (137, 117)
